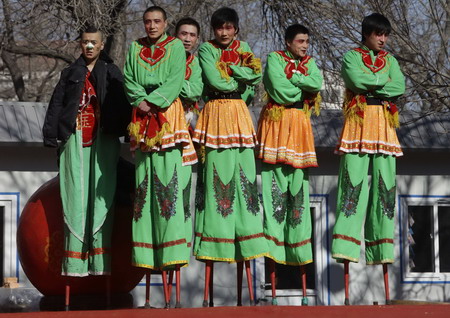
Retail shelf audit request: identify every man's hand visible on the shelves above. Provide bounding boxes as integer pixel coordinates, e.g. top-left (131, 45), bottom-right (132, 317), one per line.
top-left (137, 100), bottom-right (152, 114)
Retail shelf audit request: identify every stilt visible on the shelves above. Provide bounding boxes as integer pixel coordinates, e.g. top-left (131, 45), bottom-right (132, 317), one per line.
top-left (175, 265), bottom-right (181, 308)
top-left (162, 270), bottom-right (170, 308)
top-left (209, 263), bottom-right (214, 307)
top-left (106, 275), bottom-right (112, 309)
top-left (167, 270), bottom-right (174, 302)
top-left (301, 265), bottom-right (308, 306)
top-left (245, 260), bottom-right (255, 306)
top-left (383, 264), bottom-right (391, 305)
top-left (268, 259), bottom-right (277, 305)
top-left (237, 261), bottom-right (244, 306)
top-left (203, 261), bottom-right (212, 307)
top-left (344, 260), bottom-right (350, 305)
top-left (144, 271), bottom-right (151, 308)
top-left (64, 283), bottom-right (70, 311)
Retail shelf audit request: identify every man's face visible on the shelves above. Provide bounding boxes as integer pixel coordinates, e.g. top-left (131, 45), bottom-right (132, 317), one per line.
top-left (364, 31), bottom-right (389, 52)
top-left (144, 10), bottom-right (167, 42)
top-left (176, 24), bottom-right (199, 52)
top-left (286, 33), bottom-right (309, 59)
top-left (213, 23), bottom-right (237, 47)
top-left (80, 32), bottom-right (104, 63)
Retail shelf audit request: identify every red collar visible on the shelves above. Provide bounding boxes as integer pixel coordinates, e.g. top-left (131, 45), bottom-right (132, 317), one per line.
top-left (275, 51), bottom-right (311, 79)
top-left (138, 36), bottom-right (176, 66)
top-left (209, 40), bottom-right (241, 65)
top-left (354, 47), bottom-right (388, 73)
top-left (185, 53), bottom-right (195, 80)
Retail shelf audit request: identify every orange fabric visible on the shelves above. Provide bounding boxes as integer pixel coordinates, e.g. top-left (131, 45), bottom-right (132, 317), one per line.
top-left (130, 98), bottom-right (198, 165)
top-left (336, 105), bottom-right (403, 156)
top-left (192, 99), bottom-right (257, 148)
top-left (257, 104), bottom-right (318, 168)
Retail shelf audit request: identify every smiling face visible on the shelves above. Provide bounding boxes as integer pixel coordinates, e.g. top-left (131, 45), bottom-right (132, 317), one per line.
top-left (286, 33), bottom-right (309, 59)
top-left (213, 22), bottom-right (237, 48)
top-left (143, 10), bottom-right (167, 43)
top-left (176, 24), bottom-right (199, 52)
top-left (80, 31), bottom-right (104, 64)
top-left (364, 31), bottom-right (389, 52)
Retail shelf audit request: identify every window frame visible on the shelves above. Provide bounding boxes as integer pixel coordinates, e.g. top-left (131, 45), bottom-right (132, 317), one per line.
top-left (0, 192), bottom-right (20, 280)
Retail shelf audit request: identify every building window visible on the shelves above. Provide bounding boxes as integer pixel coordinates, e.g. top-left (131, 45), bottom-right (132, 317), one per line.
top-left (401, 196), bottom-right (450, 282)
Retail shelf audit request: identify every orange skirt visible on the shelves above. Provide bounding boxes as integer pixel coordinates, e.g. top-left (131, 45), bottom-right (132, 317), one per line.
top-left (257, 105), bottom-right (318, 169)
top-left (192, 99), bottom-right (257, 148)
top-left (130, 98), bottom-right (198, 166)
top-left (336, 105), bottom-right (403, 157)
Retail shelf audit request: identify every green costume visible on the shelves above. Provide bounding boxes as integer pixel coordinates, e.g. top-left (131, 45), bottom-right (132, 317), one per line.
top-left (192, 40), bottom-right (268, 262)
top-left (124, 34), bottom-right (195, 270)
top-left (332, 46), bottom-right (405, 264)
top-left (258, 51), bottom-right (322, 265)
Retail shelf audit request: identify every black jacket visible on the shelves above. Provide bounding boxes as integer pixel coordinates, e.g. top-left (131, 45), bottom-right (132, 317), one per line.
top-left (43, 52), bottom-right (131, 147)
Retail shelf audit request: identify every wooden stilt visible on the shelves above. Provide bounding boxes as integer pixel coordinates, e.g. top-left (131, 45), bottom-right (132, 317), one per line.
top-left (301, 265), bottom-right (308, 306)
top-left (175, 265), bottom-right (181, 308)
top-left (203, 261), bottom-right (212, 307)
top-left (268, 259), bottom-right (277, 305)
top-left (344, 260), bottom-right (350, 306)
top-left (162, 270), bottom-right (170, 308)
top-left (383, 264), bottom-right (391, 305)
top-left (209, 263), bottom-right (214, 307)
top-left (237, 261), bottom-right (244, 306)
top-left (245, 260), bottom-right (255, 306)
top-left (167, 270), bottom-right (174, 302)
top-left (144, 271), bottom-right (151, 308)
top-left (64, 283), bottom-right (70, 311)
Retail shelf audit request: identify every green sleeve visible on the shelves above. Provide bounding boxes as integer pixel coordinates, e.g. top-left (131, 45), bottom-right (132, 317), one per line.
top-left (180, 56), bottom-right (203, 102)
top-left (373, 55), bottom-right (405, 99)
top-left (341, 50), bottom-right (390, 94)
top-left (228, 42), bottom-right (262, 86)
top-left (199, 42), bottom-right (239, 92)
top-left (123, 42), bottom-right (148, 108)
top-left (290, 57), bottom-right (323, 93)
top-left (145, 40), bottom-right (186, 108)
top-left (263, 52), bottom-right (303, 104)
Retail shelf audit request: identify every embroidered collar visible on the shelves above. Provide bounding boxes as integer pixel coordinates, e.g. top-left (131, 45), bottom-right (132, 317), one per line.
top-left (185, 52), bottom-right (195, 80)
top-left (209, 39), bottom-right (241, 65)
top-left (275, 50), bottom-right (311, 79)
top-left (138, 34), bottom-right (176, 66)
top-left (354, 46), bottom-right (388, 73)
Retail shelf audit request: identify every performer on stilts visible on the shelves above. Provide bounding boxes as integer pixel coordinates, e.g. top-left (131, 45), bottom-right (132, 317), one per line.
top-left (331, 13), bottom-right (405, 305)
top-left (163, 17), bottom-right (204, 308)
top-left (43, 26), bottom-right (130, 309)
top-left (192, 7), bottom-right (268, 307)
top-left (257, 24), bottom-right (322, 306)
top-left (123, 6), bottom-right (197, 309)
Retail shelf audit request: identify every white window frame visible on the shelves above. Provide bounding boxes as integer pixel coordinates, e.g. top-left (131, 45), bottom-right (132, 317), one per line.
top-left (399, 195), bottom-right (450, 283)
top-left (0, 192), bottom-right (20, 280)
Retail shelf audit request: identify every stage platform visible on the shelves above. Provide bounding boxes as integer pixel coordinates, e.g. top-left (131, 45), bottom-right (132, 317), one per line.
top-left (2, 304), bottom-right (450, 318)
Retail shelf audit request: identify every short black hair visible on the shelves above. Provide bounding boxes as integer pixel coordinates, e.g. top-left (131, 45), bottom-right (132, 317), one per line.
top-left (175, 17), bottom-right (200, 35)
top-left (211, 7), bottom-right (239, 32)
top-left (361, 13), bottom-right (391, 41)
top-left (285, 24), bottom-right (309, 43)
top-left (143, 6), bottom-right (167, 21)
top-left (80, 25), bottom-right (104, 41)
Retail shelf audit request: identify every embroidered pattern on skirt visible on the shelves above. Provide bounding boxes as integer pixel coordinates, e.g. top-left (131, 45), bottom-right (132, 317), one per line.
top-left (378, 173), bottom-right (395, 220)
top-left (154, 168), bottom-right (178, 221)
top-left (195, 173), bottom-right (205, 212)
top-left (341, 166), bottom-right (363, 218)
top-left (239, 166), bottom-right (260, 216)
top-left (287, 185), bottom-right (304, 229)
top-left (271, 175), bottom-right (287, 224)
top-left (213, 165), bottom-right (236, 218)
top-left (134, 173), bottom-right (148, 221)
top-left (183, 176), bottom-right (192, 222)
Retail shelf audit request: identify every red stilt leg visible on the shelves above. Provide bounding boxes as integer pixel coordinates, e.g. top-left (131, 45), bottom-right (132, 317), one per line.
top-left (209, 263), bottom-right (214, 307)
top-left (237, 261), bottom-right (244, 306)
top-left (301, 265), bottom-right (308, 306)
top-left (175, 265), bottom-right (181, 308)
top-left (268, 259), bottom-right (277, 305)
top-left (144, 271), bottom-right (151, 308)
top-left (106, 275), bottom-right (111, 309)
top-left (162, 270), bottom-right (170, 308)
top-left (167, 270), bottom-right (174, 302)
top-left (64, 283), bottom-right (70, 311)
top-left (383, 264), bottom-right (391, 305)
top-left (344, 260), bottom-right (350, 305)
top-left (203, 261), bottom-right (212, 307)
top-left (245, 260), bottom-right (255, 306)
